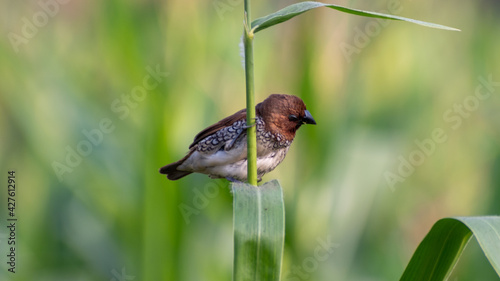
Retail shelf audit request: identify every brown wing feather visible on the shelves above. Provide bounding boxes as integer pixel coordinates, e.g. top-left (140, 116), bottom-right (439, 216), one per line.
top-left (189, 108), bottom-right (247, 149)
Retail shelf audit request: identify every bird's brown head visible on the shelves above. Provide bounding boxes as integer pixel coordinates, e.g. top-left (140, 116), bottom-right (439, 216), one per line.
top-left (257, 94), bottom-right (316, 140)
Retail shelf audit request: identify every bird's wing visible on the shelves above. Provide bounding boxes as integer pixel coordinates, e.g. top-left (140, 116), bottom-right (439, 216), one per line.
top-left (189, 108), bottom-right (247, 149)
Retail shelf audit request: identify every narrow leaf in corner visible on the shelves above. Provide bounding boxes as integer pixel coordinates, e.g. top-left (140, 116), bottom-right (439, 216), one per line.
top-left (400, 216), bottom-right (500, 280)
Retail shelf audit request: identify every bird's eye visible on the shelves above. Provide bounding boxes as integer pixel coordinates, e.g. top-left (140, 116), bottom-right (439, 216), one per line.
top-left (288, 114), bottom-right (299, 122)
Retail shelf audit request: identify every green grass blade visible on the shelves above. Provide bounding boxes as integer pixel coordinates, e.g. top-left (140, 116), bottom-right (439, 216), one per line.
top-left (457, 217), bottom-right (500, 275)
top-left (399, 218), bottom-right (473, 281)
top-left (232, 180), bottom-right (285, 281)
top-left (251, 1), bottom-right (460, 33)
top-left (400, 216), bottom-right (500, 280)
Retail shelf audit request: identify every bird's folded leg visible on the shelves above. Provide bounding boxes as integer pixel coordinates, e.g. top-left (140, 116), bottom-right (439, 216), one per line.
top-left (226, 133), bottom-right (243, 151)
top-left (226, 177), bottom-right (243, 183)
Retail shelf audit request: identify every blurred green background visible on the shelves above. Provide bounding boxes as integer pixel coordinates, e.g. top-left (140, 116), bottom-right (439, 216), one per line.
top-left (1, 0), bottom-right (499, 280)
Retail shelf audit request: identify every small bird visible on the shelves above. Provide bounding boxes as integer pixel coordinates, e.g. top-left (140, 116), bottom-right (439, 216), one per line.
top-left (159, 94), bottom-right (316, 182)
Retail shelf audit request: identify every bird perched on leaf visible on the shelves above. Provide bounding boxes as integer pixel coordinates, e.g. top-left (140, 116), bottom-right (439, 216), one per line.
top-left (159, 94), bottom-right (316, 182)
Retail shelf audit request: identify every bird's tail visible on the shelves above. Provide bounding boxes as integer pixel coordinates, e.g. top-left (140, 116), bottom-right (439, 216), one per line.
top-left (159, 152), bottom-right (193, 180)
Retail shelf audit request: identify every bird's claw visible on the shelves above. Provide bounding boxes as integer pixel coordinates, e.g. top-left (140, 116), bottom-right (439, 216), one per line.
top-left (243, 118), bottom-right (257, 129)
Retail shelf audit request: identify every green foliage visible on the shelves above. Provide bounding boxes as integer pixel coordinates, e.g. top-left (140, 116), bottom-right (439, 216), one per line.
top-left (232, 180), bottom-right (285, 281)
top-left (401, 217), bottom-right (500, 280)
top-left (251, 1), bottom-right (460, 33)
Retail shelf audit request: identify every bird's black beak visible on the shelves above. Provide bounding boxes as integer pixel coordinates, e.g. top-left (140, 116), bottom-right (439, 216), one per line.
top-left (302, 110), bottom-right (316, 125)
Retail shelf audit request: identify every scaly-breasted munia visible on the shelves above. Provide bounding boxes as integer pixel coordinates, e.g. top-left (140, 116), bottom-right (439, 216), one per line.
top-left (159, 94), bottom-right (316, 182)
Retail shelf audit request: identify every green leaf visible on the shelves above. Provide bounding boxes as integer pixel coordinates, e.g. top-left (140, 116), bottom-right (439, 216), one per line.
top-left (232, 180), bottom-right (285, 281)
top-left (251, 1), bottom-right (460, 33)
top-left (400, 216), bottom-right (500, 280)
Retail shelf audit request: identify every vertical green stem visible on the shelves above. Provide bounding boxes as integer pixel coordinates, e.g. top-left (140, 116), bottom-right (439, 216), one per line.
top-left (244, 0), bottom-right (257, 186)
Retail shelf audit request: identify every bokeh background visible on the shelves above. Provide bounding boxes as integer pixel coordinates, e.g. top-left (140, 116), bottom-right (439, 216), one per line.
top-left (1, 0), bottom-right (499, 280)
